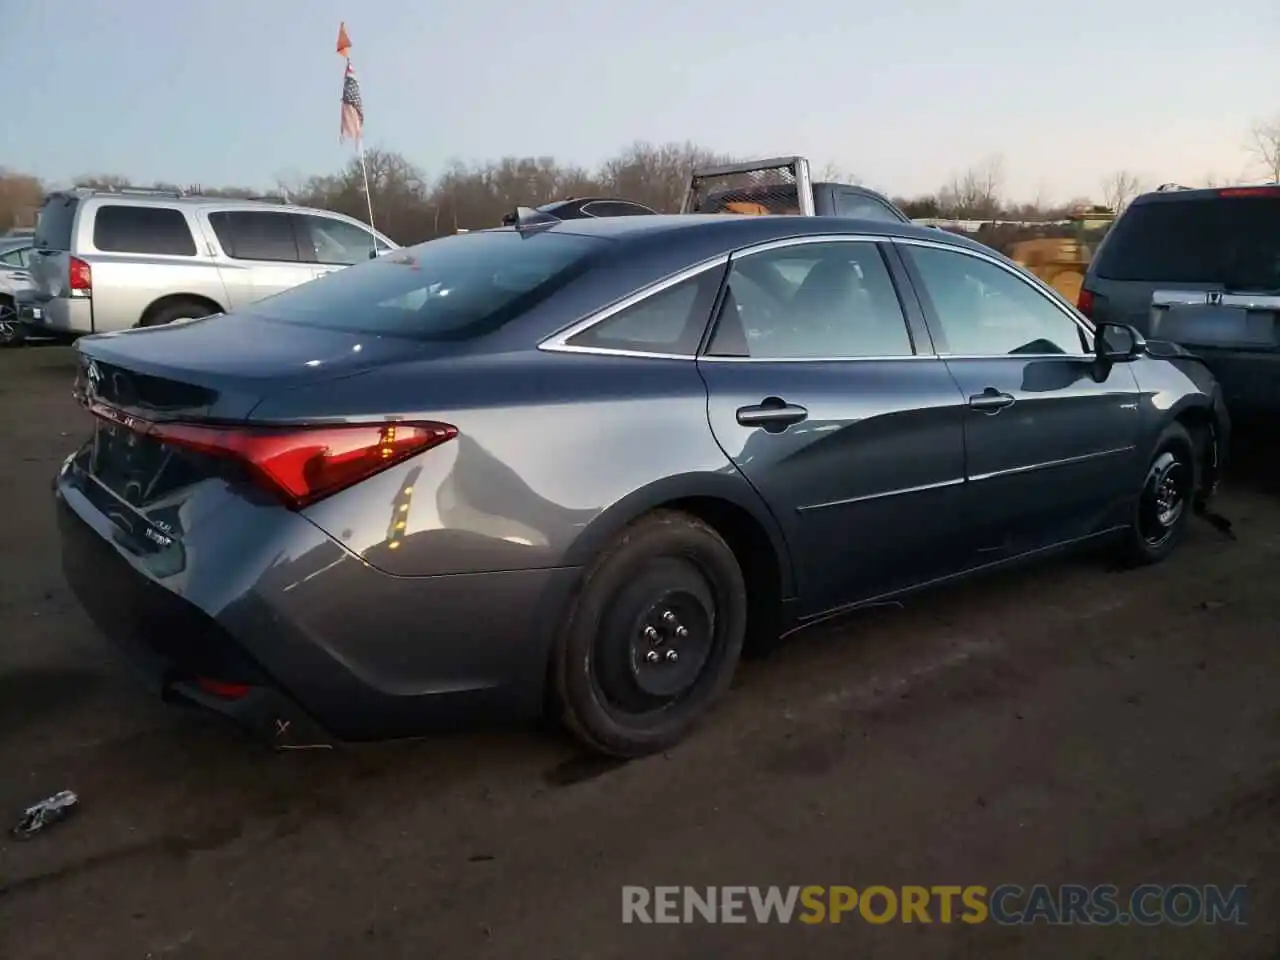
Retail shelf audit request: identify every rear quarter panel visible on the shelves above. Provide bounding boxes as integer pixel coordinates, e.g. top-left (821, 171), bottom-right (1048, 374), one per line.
top-left (256, 351), bottom-right (786, 583)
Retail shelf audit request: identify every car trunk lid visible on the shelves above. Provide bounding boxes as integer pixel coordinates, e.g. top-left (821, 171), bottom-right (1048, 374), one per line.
top-left (71, 313), bottom-right (449, 525)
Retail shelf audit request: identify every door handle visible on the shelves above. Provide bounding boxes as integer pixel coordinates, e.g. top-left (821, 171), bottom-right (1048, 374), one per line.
top-left (968, 388), bottom-right (1015, 413)
top-left (736, 397), bottom-right (809, 431)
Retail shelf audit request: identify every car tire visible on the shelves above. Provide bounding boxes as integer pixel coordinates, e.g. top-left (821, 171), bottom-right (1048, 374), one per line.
top-left (1115, 422), bottom-right (1198, 567)
top-left (551, 510), bottom-right (748, 758)
top-left (0, 298), bottom-right (23, 347)
top-left (139, 300), bottom-right (216, 327)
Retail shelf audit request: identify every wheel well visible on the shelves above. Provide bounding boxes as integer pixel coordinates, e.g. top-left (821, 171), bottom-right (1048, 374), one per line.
top-left (1174, 406), bottom-right (1215, 492)
top-left (139, 293), bottom-right (223, 327)
top-left (660, 495), bottom-right (785, 652)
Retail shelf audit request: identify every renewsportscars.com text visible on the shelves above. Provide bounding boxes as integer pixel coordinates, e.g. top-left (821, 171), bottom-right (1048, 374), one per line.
top-left (621, 884), bottom-right (1249, 926)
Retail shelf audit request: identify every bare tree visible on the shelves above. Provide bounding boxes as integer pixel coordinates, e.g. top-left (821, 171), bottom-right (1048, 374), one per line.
top-left (816, 162), bottom-right (860, 184)
top-left (1101, 170), bottom-right (1143, 213)
top-left (0, 170), bottom-right (44, 231)
top-left (1248, 118), bottom-right (1280, 182)
top-left (939, 154), bottom-right (1005, 219)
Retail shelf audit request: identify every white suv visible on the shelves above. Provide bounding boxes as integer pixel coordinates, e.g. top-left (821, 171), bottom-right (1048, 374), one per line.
top-left (19, 189), bottom-right (397, 335)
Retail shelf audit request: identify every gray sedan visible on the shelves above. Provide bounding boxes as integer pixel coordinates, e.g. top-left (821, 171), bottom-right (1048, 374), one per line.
top-left (55, 214), bottom-right (1230, 757)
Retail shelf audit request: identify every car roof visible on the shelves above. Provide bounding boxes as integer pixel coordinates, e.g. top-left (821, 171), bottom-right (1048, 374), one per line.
top-left (486, 212), bottom-right (979, 252)
top-left (1129, 183), bottom-right (1280, 206)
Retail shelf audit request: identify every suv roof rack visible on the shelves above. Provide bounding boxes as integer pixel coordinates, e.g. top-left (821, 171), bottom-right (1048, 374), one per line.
top-left (245, 195), bottom-right (291, 204)
top-left (1155, 182), bottom-right (1192, 192)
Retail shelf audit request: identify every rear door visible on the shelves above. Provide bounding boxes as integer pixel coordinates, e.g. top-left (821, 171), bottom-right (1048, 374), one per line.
top-left (204, 210), bottom-right (316, 308)
top-left (697, 236), bottom-right (971, 617)
top-left (899, 239), bottom-right (1142, 556)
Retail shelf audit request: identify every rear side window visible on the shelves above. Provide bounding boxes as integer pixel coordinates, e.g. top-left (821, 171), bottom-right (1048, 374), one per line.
top-left (33, 195), bottom-right (80, 250)
top-left (92, 205), bottom-right (197, 256)
top-left (243, 230), bottom-right (602, 341)
top-left (209, 211), bottom-right (301, 262)
top-left (1094, 196), bottom-right (1280, 288)
top-left (566, 270), bottom-right (722, 355)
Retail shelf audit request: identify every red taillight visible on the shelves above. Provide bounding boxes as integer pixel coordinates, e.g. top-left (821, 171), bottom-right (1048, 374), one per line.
top-left (1218, 186), bottom-right (1280, 198)
top-left (68, 256), bottom-right (92, 293)
top-left (194, 678), bottom-right (252, 700)
top-left (88, 403), bottom-right (457, 508)
top-left (1077, 288), bottom-right (1094, 318)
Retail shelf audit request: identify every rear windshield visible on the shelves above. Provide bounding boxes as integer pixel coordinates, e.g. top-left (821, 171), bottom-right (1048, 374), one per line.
top-left (244, 230), bottom-right (605, 340)
top-left (33, 195), bottom-right (80, 251)
top-left (1093, 196), bottom-right (1280, 289)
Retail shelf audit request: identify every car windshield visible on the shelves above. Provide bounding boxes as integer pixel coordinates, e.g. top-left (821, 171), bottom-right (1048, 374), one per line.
top-left (244, 230), bottom-right (605, 340)
top-left (1093, 195), bottom-right (1280, 290)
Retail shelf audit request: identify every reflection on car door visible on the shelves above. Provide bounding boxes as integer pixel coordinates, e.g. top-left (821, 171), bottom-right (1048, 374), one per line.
top-left (698, 237), bottom-right (971, 617)
top-left (897, 240), bottom-right (1143, 556)
top-left (205, 210), bottom-right (317, 309)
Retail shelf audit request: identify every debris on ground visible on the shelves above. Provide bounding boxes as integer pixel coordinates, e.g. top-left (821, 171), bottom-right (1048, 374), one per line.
top-left (11, 790), bottom-right (79, 840)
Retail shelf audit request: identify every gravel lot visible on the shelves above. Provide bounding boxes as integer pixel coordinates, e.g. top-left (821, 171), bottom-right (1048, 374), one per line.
top-left (1, 344), bottom-right (1277, 959)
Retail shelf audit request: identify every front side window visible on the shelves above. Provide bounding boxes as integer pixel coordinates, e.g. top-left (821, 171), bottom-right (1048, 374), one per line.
top-left (905, 245), bottom-right (1088, 356)
top-left (93, 205), bottom-right (197, 256)
top-left (299, 214), bottom-right (382, 265)
top-left (708, 241), bottom-right (915, 358)
top-left (244, 230), bottom-right (603, 341)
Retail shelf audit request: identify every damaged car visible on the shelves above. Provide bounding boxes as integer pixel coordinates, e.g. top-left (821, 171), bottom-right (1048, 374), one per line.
top-left (56, 212), bottom-right (1229, 758)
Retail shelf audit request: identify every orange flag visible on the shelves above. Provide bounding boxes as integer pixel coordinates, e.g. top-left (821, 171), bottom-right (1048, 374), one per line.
top-left (336, 22), bottom-right (352, 58)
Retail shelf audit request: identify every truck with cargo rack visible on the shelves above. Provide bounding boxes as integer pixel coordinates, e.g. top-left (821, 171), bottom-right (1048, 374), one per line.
top-left (679, 156), bottom-right (912, 224)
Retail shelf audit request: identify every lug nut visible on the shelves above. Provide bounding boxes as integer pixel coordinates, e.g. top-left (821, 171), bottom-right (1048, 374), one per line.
top-left (665, 649), bottom-right (679, 663)
top-left (645, 650), bottom-right (660, 663)
top-left (643, 626), bottom-right (659, 642)
top-left (675, 626), bottom-right (689, 639)
top-left (662, 610), bottom-right (678, 625)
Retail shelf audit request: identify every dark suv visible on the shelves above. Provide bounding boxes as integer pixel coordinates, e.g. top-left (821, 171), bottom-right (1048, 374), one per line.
top-left (1079, 184), bottom-right (1280, 415)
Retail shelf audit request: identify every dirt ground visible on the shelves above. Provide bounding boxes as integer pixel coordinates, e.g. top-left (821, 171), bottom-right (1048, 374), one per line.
top-left (0, 344), bottom-right (1277, 959)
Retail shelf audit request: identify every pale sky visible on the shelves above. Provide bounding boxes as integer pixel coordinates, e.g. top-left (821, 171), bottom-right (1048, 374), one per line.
top-left (2, 0), bottom-right (1277, 204)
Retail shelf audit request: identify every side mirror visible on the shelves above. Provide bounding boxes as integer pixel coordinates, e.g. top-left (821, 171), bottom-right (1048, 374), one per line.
top-left (1094, 321), bottom-right (1147, 363)
top-left (369, 248), bottom-right (379, 260)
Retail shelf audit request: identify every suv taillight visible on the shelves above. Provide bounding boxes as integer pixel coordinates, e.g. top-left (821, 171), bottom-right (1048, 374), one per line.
top-left (68, 257), bottom-right (92, 297)
top-left (1077, 288), bottom-right (1094, 319)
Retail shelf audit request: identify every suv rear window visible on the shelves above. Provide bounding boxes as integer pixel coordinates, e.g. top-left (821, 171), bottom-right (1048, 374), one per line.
top-left (1093, 195), bottom-right (1280, 289)
top-left (33, 195), bottom-right (80, 251)
top-left (244, 230), bottom-right (603, 340)
top-left (93, 205), bottom-right (197, 256)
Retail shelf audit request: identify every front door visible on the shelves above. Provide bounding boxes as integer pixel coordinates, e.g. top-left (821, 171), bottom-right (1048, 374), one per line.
top-left (897, 240), bottom-right (1143, 556)
top-left (698, 236), bottom-right (971, 617)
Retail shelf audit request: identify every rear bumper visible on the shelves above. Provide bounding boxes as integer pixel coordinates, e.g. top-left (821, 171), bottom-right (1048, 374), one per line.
top-left (1191, 349), bottom-right (1280, 415)
top-left (19, 294), bottom-right (92, 335)
top-left (55, 457), bottom-right (579, 745)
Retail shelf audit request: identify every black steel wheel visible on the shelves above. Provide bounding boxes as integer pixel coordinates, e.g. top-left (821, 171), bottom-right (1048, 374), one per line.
top-left (1116, 422), bottom-right (1197, 566)
top-left (552, 511), bottom-right (747, 757)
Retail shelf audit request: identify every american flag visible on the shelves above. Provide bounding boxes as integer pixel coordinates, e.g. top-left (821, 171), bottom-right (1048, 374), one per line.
top-left (340, 60), bottom-right (364, 143)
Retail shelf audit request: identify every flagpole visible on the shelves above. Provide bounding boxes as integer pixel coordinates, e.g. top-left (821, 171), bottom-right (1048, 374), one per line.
top-left (357, 136), bottom-right (375, 232)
